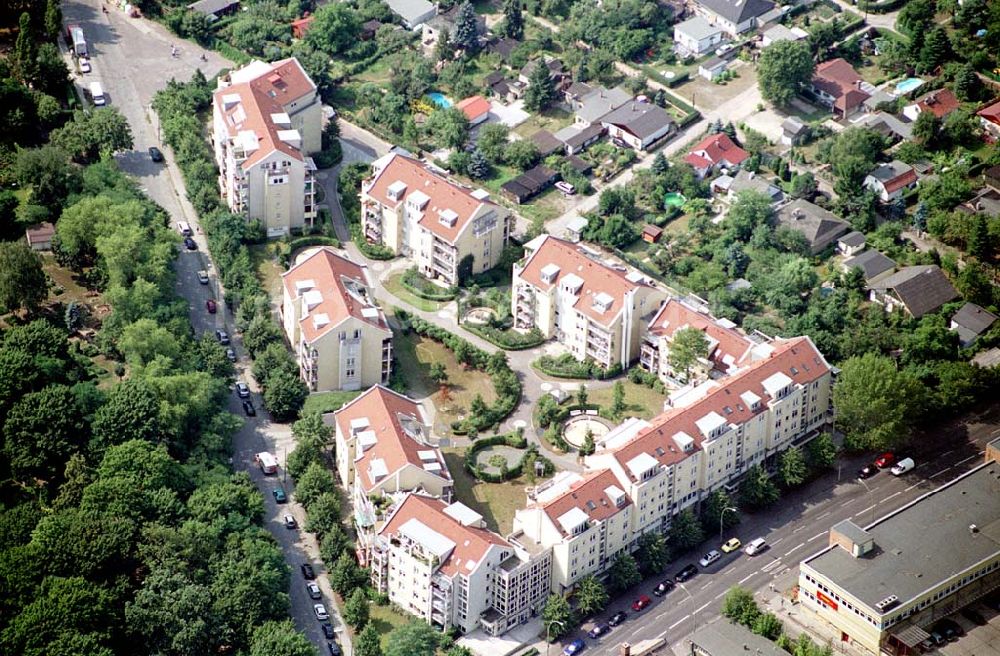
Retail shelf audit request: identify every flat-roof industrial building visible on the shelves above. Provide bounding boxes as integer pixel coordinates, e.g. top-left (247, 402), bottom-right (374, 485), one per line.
top-left (798, 442), bottom-right (1000, 655)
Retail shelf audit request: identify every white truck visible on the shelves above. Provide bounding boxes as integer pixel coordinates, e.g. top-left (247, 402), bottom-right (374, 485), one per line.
top-left (255, 452), bottom-right (278, 475)
top-left (66, 24), bottom-right (88, 57)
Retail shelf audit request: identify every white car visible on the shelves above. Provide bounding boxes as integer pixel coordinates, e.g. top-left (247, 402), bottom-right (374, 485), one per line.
top-left (79, 57), bottom-right (91, 73)
top-left (715, 43), bottom-right (734, 56)
top-left (306, 582), bottom-right (322, 600)
top-left (555, 181), bottom-right (576, 195)
top-left (698, 550), bottom-right (722, 567)
top-left (235, 382), bottom-right (251, 398)
top-left (890, 457), bottom-right (915, 476)
top-left (314, 603), bottom-right (329, 621)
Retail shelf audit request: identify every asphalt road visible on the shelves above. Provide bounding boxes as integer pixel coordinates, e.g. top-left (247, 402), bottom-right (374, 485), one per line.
top-left (61, 1), bottom-right (351, 652)
top-left (559, 412), bottom-right (1000, 656)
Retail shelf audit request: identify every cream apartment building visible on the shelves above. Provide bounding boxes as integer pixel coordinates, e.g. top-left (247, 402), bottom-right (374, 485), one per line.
top-left (362, 153), bottom-right (514, 286)
top-left (212, 58), bottom-right (322, 236)
top-left (370, 493), bottom-right (551, 636)
top-left (512, 235), bottom-right (667, 369)
top-left (281, 247), bottom-right (392, 392)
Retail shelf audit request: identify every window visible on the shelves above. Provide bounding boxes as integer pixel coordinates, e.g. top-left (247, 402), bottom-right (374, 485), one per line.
top-left (346, 357), bottom-right (356, 378)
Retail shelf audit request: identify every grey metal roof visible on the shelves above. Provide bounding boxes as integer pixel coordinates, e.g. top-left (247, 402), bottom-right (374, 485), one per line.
top-left (385, 0), bottom-right (435, 26)
top-left (839, 231), bottom-right (866, 248)
top-left (782, 116), bottom-right (806, 135)
top-left (951, 302), bottom-right (997, 337)
top-left (774, 199), bottom-right (850, 253)
top-left (803, 462), bottom-right (1000, 613)
top-left (697, 0), bottom-right (775, 24)
top-left (575, 87), bottom-right (631, 124)
top-left (868, 159), bottom-right (913, 183)
top-left (674, 16), bottom-right (723, 41)
top-left (689, 617), bottom-right (787, 656)
top-left (844, 249), bottom-right (896, 282)
top-left (187, 0), bottom-right (238, 15)
top-left (872, 265), bottom-right (958, 318)
top-left (600, 101), bottom-right (675, 140)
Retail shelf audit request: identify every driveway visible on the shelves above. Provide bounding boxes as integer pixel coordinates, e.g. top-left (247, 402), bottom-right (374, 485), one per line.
top-left (62, 0), bottom-right (352, 652)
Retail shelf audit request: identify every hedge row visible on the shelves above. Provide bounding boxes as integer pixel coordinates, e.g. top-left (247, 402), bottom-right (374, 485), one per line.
top-left (402, 267), bottom-right (457, 301)
top-left (395, 308), bottom-right (522, 433)
top-left (463, 323), bottom-right (546, 351)
top-left (533, 353), bottom-right (623, 380)
top-left (463, 431), bottom-right (554, 483)
top-left (278, 236), bottom-right (342, 268)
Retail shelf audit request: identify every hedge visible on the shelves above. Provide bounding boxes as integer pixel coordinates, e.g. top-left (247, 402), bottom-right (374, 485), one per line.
top-left (463, 431), bottom-right (554, 482)
top-left (666, 71), bottom-right (690, 88)
top-left (464, 323), bottom-right (545, 350)
top-left (279, 236), bottom-right (342, 268)
top-left (533, 353), bottom-right (623, 380)
top-left (402, 268), bottom-right (457, 301)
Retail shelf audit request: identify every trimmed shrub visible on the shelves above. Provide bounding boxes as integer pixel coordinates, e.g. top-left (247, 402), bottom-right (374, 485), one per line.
top-left (534, 353), bottom-right (622, 380)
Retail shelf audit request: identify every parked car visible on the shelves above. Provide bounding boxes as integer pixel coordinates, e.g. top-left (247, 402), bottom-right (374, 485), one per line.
top-left (215, 329), bottom-right (230, 345)
top-left (744, 538), bottom-right (767, 556)
top-left (588, 623), bottom-right (610, 639)
top-left (960, 607), bottom-right (987, 626)
top-left (874, 452), bottom-right (895, 469)
top-left (205, 299), bottom-right (217, 313)
top-left (890, 458), bottom-right (915, 476)
top-left (715, 43), bottom-right (734, 56)
top-left (611, 137), bottom-right (630, 149)
top-left (699, 550), bottom-right (722, 567)
top-left (283, 514), bottom-right (297, 529)
top-left (148, 146), bottom-right (164, 163)
top-left (674, 564), bottom-right (698, 582)
top-left (608, 611), bottom-right (627, 626)
top-left (327, 642), bottom-right (342, 656)
top-left (225, 347), bottom-right (236, 362)
top-left (313, 603), bottom-right (329, 621)
top-left (301, 563), bottom-right (316, 579)
top-left (242, 400), bottom-right (256, 417)
top-left (321, 623), bottom-right (335, 639)
top-left (631, 595), bottom-right (651, 612)
top-left (79, 57), bottom-right (91, 73)
top-left (933, 619), bottom-right (963, 641)
top-left (184, 237), bottom-right (197, 250)
top-left (653, 580), bottom-right (674, 596)
top-left (562, 639), bottom-right (585, 656)
top-left (235, 382), bottom-right (250, 398)
top-left (555, 181), bottom-right (576, 195)
top-left (857, 463), bottom-right (878, 479)
top-left (721, 538), bottom-right (742, 553)
top-left (197, 270), bottom-right (209, 284)
top-left (273, 487), bottom-right (287, 503)
top-left (306, 582), bottom-right (322, 599)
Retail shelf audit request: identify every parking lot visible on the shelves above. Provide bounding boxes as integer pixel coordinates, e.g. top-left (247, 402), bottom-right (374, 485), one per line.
top-left (935, 601), bottom-right (1000, 656)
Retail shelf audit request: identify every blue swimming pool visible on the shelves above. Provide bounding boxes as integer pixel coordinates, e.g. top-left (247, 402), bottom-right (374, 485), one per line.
top-left (894, 77), bottom-right (924, 95)
top-left (427, 92), bottom-right (452, 108)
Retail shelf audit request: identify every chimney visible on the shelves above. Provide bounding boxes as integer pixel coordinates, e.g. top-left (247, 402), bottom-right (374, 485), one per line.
top-left (619, 643), bottom-right (631, 656)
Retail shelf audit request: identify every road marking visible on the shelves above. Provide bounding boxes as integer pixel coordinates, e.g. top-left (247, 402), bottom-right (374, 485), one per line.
top-left (941, 450), bottom-right (954, 457)
top-left (905, 483), bottom-right (920, 491)
top-left (657, 610), bottom-right (670, 620)
top-left (817, 510), bottom-right (831, 519)
top-left (956, 454), bottom-right (980, 466)
top-left (700, 582), bottom-right (712, 591)
top-left (784, 543), bottom-right (805, 557)
top-left (931, 467), bottom-right (951, 478)
top-left (669, 615), bottom-right (690, 630)
top-left (854, 505), bottom-right (875, 519)
top-left (695, 602), bottom-right (711, 614)
top-left (739, 572), bottom-right (755, 584)
top-left (771, 537), bottom-right (784, 546)
top-left (715, 591), bottom-right (726, 600)
top-left (762, 559), bottom-right (783, 573)
top-left (793, 525), bottom-right (805, 533)
top-left (884, 491), bottom-right (902, 502)
top-left (808, 532), bottom-right (825, 542)
top-left (656, 630), bottom-right (668, 639)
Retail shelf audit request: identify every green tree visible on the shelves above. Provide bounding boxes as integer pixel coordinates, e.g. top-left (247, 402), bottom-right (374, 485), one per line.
top-left (91, 378), bottom-right (162, 451)
top-left (574, 574), bottom-right (608, 616)
top-left (503, 139), bottom-right (540, 171)
top-left (426, 107), bottom-right (469, 150)
top-left (668, 327), bottom-right (709, 380)
top-left (1, 576), bottom-right (115, 656)
top-left (541, 593), bottom-right (575, 640)
top-left (918, 26), bottom-right (951, 72)
top-left (607, 552), bottom-right (641, 595)
top-left (304, 492), bottom-right (342, 536)
top-left (726, 190), bottom-right (774, 241)
top-left (249, 620), bottom-right (315, 656)
top-left (757, 40), bottom-right (814, 106)
top-left (429, 362), bottom-right (449, 385)
top-left (242, 313), bottom-right (282, 356)
top-left (580, 429), bottom-right (595, 456)
top-left (805, 433), bottom-right (837, 472)
top-left (31, 43), bottom-right (70, 97)
top-left (13, 146), bottom-right (78, 215)
top-left (344, 588), bottom-right (370, 629)
top-left (452, 1), bottom-right (480, 54)
top-left (467, 148), bottom-right (490, 179)
top-left (790, 172), bottom-right (817, 199)
top-left (329, 551), bottom-right (368, 597)
top-left (776, 447), bottom-right (808, 488)
top-left (611, 380), bottom-right (626, 418)
top-left (294, 461), bottom-right (336, 508)
top-left (502, 0), bottom-right (524, 39)
top-left (384, 621), bottom-right (441, 656)
top-left (476, 123), bottom-right (510, 162)
top-left (721, 586), bottom-right (761, 627)
top-left (702, 489), bottom-right (739, 534)
top-left (912, 110), bottom-right (940, 147)
top-left (834, 353), bottom-right (923, 450)
top-left (739, 465), bottom-right (779, 509)
top-left (752, 612), bottom-right (783, 640)
top-left (124, 567), bottom-right (214, 655)
top-left (524, 60), bottom-right (557, 112)
top-left (953, 63), bottom-right (981, 101)
top-left (14, 13), bottom-right (38, 83)
top-left (355, 625), bottom-right (383, 656)
top-left (44, 0), bottom-right (62, 41)
top-left (433, 26), bottom-right (454, 62)
top-left (668, 508), bottom-right (704, 552)
top-left (305, 3), bottom-right (361, 55)
top-left (262, 369), bottom-right (308, 422)
top-left (652, 152), bottom-right (668, 175)
top-left (0, 241), bottom-right (47, 314)
top-left (4, 384), bottom-right (87, 483)
top-left (50, 109), bottom-right (135, 164)
top-left (634, 531), bottom-right (669, 576)
top-left (576, 383), bottom-right (588, 406)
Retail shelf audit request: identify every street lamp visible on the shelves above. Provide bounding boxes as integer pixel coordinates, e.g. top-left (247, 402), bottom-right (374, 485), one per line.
top-left (720, 506), bottom-right (738, 541)
top-left (545, 620), bottom-right (565, 656)
top-left (858, 478), bottom-right (876, 526)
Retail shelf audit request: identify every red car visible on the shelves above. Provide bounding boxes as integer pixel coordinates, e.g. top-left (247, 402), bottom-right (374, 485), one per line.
top-left (874, 453), bottom-right (895, 469)
top-left (206, 299), bottom-right (217, 313)
top-left (631, 595), bottom-right (651, 612)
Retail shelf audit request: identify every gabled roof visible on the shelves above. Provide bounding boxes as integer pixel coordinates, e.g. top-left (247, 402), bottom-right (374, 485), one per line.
top-left (838, 231), bottom-right (866, 248)
top-left (686, 133), bottom-right (750, 169)
top-left (866, 160), bottom-right (917, 194)
top-left (843, 249), bottom-right (896, 282)
top-left (379, 494), bottom-right (509, 577)
top-left (530, 130), bottom-right (563, 157)
top-left (674, 15), bottom-right (723, 41)
top-left (872, 265), bottom-right (958, 318)
top-left (774, 199), bottom-right (851, 252)
top-left (909, 88), bottom-right (960, 119)
top-left (455, 95), bottom-right (491, 121)
top-left (282, 247), bottom-right (390, 344)
top-left (697, 0), bottom-right (775, 23)
top-left (554, 123), bottom-right (605, 149)
top-left (856, 111), bottom-right (913, 141)
top-left (600, 101), bottom-right (676, 140)
top-left (576, 86), bottom-right (632, 124)
top-left (978, 98), bottom-right (1000, 126)
top-left (385, 0), bottom-right (435, 26)
top-left (518, 235), bottom-right (644, 326)
top-left (365, 153), bottom-right (501, 244)
top-left (812, 58), bottom-right (869, 111)
top-left (610, 337), bottom-right (829, 480)
top-left (534, 470), bottom-right (632, 536)
top-left (334, 386), bottom-right (449, 494)
top-left (951, 302), bottom-right (997, 341)
top-left (187, 0), bottom-right (238, 16)
top-left (647, 298), bottom-right (753, 372)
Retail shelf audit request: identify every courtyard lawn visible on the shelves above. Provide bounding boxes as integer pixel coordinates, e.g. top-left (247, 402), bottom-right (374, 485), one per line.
top-left (512, 107), bottom-right (574, 139)
top-left (589, 380), bottom-right (667, 420)
top-left (248, 243), bottom-right (285, 298)
top-left (391, 320), bottom-right (497, 435)
top-left (302, 389), bottom-right (363, 415)
top-left (382, 272), bottom-right (448, 313)
top-left (443, 449), bottom-right (529, 534)
top-left (369, 604), bottom-right (411, 648)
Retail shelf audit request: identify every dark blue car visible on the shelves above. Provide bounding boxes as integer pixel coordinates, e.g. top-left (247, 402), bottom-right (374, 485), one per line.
top-left (563, 639), bottom-right (585, 656)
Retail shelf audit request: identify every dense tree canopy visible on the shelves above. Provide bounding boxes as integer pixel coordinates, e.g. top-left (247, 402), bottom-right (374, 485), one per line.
top-left (758, 40), bottom-right (814, 106)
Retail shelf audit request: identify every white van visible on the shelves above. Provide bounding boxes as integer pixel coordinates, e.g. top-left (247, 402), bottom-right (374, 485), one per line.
top-left (890, 457), bottom-right (914, 476)
top-left (177, 221), bottom-right (192, 236)
top-left (256, 452), bottom-right (278, 475)
top-left (744, 537), bottom-right (767, 556)
top-left (89, 82), bottom-right (105, 106)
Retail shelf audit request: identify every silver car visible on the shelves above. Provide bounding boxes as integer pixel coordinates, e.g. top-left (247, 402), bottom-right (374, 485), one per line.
top-left (313, 603), bottom-right (329, 621)
top-left (698, 550), bottom-right (721, 568)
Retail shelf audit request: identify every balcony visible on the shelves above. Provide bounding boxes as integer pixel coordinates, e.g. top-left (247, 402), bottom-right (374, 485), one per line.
top-left (640, 343), bottom-right (658, 371)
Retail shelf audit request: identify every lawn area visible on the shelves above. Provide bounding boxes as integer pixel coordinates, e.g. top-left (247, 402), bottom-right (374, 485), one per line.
top-left (391, 317), bottom-right (497, 435)
top-left (513, 107), bottom-right (574, 139)
top-left (663, 212), bottom-right (693, 236)
top-left (302, 389), bottom-right (363, 415)
top-left (369, 604), bottom-right (412, 648)
top-left (520, 188), bottom-right (566, 226)
top-left (353, 57), bottom-right (393, 84)
top-left (589, 380), bottom-right (667, 420)
top-left (443, 449), bottom-right (528, 534)
top-left (382, 272), bottom-right (448, 312)
top-left (248, 243), bottom-right (285, 298)
top-left (42, 254), bottom-right (102, 309)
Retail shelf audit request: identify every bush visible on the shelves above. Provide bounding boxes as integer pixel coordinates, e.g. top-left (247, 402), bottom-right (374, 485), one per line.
top-left (463, 431), bottom-right (554, 482)
top-left (463, 323), bottom-right (545, 350)
top-left (534, 353), bottom-right (622, 380)
top-left (282, 236), bottom-right (341, 268)
top-left (401, 267), bottom-right (457, 300)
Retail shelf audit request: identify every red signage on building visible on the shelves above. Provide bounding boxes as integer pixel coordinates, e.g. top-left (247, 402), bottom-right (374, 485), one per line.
top-left (817, 590), bottom-right (839, 611)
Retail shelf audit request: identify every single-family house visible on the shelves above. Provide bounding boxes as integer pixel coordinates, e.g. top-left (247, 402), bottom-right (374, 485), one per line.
top-left (842, 249), bottom-right (896, 283)
top-left (564, 81), bottom-right (594, 106)
top-left (600, 101), bottom-right (677, 151)
top-left (864, 160), bottom-right (917, 202)
top-left (553, 123), bottom-right (606, 155)
top-left (977, 98), bottom-right (1000, 139)
top-left (774, 199), bottom-right (851, 255)
top-left (25, 222), bottom-right (55, 251)
top-left (725, 169), bottom-right (783, 203)
top-left (423, 4), bottom-right (485, 48)
top-left (290, 14), bottom-right (315, 39)
top-left (673, 16), bottom-right (725, 57)
top-left (186, 0), bottom-right (240, 21)
top-left (698, 56), bottom-right (729, 81)
top-left (684, 132), bottom-right (750, 178)
top-left (693, 0), bottom-right (776, 36)
top-left (811, 58), bottom-right (870, 118)
top-left (959, 186), bottom-right (1000, 218)
top-left (573, 86), bottom-right (632, 127)
top-left (837, 231), bottom-right (866, 257)
top-left (501, 165), bottom-right (559, 204)
top-left (386, 0), bottom-right (436, 29)
top-left (519, 58), bottom-right (567, 87)
top-left (903, 88), bottom-right (960, 122)
top-left (486, 36), bottom-right (520, 63)
top-left (950, 303), bottom-right (997, 346)
top-left (530, 130), bottom-right (564, 158)
top-left (780, 117), bottom-right (808, 146)
top-left (869, 265), bottom-right (958, 318)
top-left (484, 71), bottom-right (524, 104)
top-left (455, 95), bottom-right (491, 125)
top-left (855, 111), bottom-right (913, 142)
top-left (761, 23), bottom-right (806, 47)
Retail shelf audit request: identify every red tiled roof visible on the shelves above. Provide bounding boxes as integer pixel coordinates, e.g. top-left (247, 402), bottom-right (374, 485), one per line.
top-left (978, 99), bottom-right (1000, 126)
top-left (687, 133), bottom-right (749, 168)
top-left (647, 299), bottom-right (753, 372)
top-left (365, 154), bottom-right (499, 243)
top-left (281, 247), bottom-right (390, 344)
top-left (611, 337), bottom-right (829, 480)
top-left (882, 168), bottom-right (918, 194)
top-left (518, 236), bottom-right (641, 326)
top-left (683, 152), bottom-right (713, 170)
top-left (291, 15), bottom-right (315, 38)
top-left (456, 95), bottom-right (492, 121)
top-left (536, 470), bottom-right (631, 536)
top-left (25, 222), bottom-right (56, 242)
top-left (812, 58), bottom-right (869, 111)
top-left (379, 494), bottom-right (509, 578)
top-left (335, 386), bottom-right (448, 494)
top-left (912, 88), bottom-right (960, 119)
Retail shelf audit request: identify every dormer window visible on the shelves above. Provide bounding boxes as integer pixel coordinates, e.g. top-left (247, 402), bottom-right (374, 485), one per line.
top-left (407, 190), bottom-right (430, 212)
top-left (540, 263), bottom-right (560, 284)
top-left (387, 180), bottom-right (407, 202)
top-left (561, 273), bottom-right (584, 296)
top-left (439, 209), bottom-right (459, 227)
top-left (592, 292), bottom-right (614, 314)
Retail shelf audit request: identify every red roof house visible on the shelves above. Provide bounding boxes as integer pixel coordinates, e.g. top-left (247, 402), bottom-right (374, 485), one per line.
top-left (291, 14), bottom-right (314, 39)
top-left (903, 88), bottom-right (960, 122)
top-left (455, 95), bottom-right (492, 125)
top-left (977, 98), bottom-right (1000, 138)
top-left (811, 58), bottom-right (870, 118)
top-left (683, 133), bottom-right (749, 178)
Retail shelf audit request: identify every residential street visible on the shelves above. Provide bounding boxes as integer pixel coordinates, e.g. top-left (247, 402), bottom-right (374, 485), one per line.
top-left (60, 1), bottom-right (352, 653)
